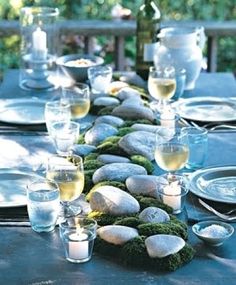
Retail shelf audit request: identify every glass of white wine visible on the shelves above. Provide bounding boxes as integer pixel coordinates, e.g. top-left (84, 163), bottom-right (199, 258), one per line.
top-left (155, 127), bottom-right (189, 181)
top-left (46, 154), bottom-right (85, 218)
top-left (62, 83), bottom-right (91, 132)
top-left (148, 66), bottom-right (176, 113)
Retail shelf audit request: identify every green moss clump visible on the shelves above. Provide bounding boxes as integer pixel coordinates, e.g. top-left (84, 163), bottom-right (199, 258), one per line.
top-left (121, 236), bottom-right (149, 267)
top-left (84, 153), bottom-right (99, 162)
top-left (88, 211), bottom-right (122, 226)
top-left (98, 106), bottom-right (116, 116)
top-left (152, 244), bottom-right (195, 272)
top-left (86, 180), bottom-right (126, 200)
top-left (84, 170), bottom-right (95, 194)
top-left (137, 221), bottom-right (188, 240)
top-left (130, 155), bottom-right (154, 174)
top-left (77, 134), bottom-right (85, 144)
top-left (135, 196), bottom-right (173, 214)
top-left (117, 127), bottom-right (135, 136)
top-left (94, 236), bottom-right (121, 258)
top-left (122, 119), bottom-right (153, 128)
top-left (84, 160), bottom-right (104, 171)
top-left (114, 217), bottom-right (142, 228)
top-left (97, 141), bottom-right (128, 156)
top-left (102, 136), bottom-right (121, 144)
top-left (89, 104), bottom-right (103, 115)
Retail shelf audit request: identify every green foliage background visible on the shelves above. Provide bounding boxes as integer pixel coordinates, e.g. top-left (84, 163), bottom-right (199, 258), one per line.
top-left (0, 0), bottom-right (235, 73)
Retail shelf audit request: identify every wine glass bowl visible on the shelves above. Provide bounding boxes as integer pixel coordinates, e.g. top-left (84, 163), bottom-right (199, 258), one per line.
top-left (62, 83), bottom-right (91, 132)
top-left (155, 127), bottom-right (189, 176)
top-left (46, 154), bottom-right (85, 217)
top-left (148, 66), bottom-right (176, 113)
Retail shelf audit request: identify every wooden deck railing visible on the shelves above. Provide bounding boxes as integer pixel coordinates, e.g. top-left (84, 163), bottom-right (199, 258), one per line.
top-left (0, 19), bottom-right (236, 72)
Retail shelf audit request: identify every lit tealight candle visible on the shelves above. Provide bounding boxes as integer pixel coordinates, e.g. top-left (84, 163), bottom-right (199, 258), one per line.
top-left (160, 109), bottom-right (175, 128)
top-left (163, 181), bottom-right (182, 213)
top-left (68, 230), bottom-right (89, 260)
top-left (32, 27), bottom-right (47, 60)
top-left (92, 75), bottom-right (111, 93)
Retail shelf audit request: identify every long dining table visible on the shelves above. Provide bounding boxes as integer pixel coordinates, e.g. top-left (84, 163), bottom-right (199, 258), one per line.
top-left (0, 70), bottom-right (236, 285)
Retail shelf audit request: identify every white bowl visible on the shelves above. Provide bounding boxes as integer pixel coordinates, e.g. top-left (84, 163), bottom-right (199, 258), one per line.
top-left (57, 54), bottom-right (104, 82)
top-left (192, 220), bottom-right (234, 246)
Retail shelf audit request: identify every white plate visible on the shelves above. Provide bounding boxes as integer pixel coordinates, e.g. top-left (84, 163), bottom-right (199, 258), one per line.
top-left (173, 97), bottom-right (236, 122)
top-left (0, 169), bottom-right (40, 207)
top-left (189, 166), bottom-right (236, 204)
top-left (0, 98), bottom-right (46, 125)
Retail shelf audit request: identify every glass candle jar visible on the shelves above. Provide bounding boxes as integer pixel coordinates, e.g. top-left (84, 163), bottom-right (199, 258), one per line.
top-left (19, 7), bottom-right (59, 91)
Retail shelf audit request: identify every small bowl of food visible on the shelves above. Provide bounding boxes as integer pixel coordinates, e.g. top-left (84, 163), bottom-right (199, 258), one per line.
top-left (192, 220), bottom-right (234, 246)
top-left (57, 54), bottom-right (104, 82)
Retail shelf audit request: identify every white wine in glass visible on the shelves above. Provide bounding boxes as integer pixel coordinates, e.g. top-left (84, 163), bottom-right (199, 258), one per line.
top-left (148, 66), bottom-right (176, 112)
top-left (62, 83), bottom-right (91, 132)
top-left (47, 154), bottom-right (84, 217)
top-left (155, 127), bottom-right (189, 178)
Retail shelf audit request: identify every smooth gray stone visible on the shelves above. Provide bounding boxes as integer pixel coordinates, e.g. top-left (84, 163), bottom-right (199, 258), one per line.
top-left (90, 185), bottom-right (140, 215)
top-left (139, 207), bottom-right (170, 224)
top-left (95, 115), bottom-right (124, 127)
top-left (131, 124), bottom-right (161, 133)
top-left (97, 154), bottom-right (130, 164)
top-left (84, 123), bottom-right (118, 146)
top-left (116, 87), bottom-right (141, 101)
top-left (119, 131), bottom-right (156, 161)
top-left (121, 97), bottom-right (143, 107)
top-left (145, 234), bottom-right (185, 258)
top-left (126, 175), bottom-right (167, 198)
top-left (97, 225), bottom-right (139, 245)
top-left (92, 162), bottom-right (147, 183)
top-left (72, 144), bottom-right (97, 156)
top-left (93, 96), bottom-right (120, 106)
top-left (112, 105), bottom-right (155, 122)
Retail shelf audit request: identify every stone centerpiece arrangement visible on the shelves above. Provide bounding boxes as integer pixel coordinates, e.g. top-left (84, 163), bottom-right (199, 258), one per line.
top-left (76, 77), bottom-right (195, 272)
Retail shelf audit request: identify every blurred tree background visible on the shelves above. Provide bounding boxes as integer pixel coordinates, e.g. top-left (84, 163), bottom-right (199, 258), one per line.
top-left (0, 0), bottom-right (235, 74)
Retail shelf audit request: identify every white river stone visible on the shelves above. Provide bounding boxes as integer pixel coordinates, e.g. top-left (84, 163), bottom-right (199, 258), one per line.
top-left (93, 96), bottom-right (120, 107)
top-left (126, 175), bottom-right (168, 198)
top-left (145, 234), bottom-right (185, 258)
top-left (95, 115), bottom-right (124, 127)
top-left (139, 207), bottom-right (170, 224)
top-left (90, 185), bottom-right (140, 215)
top-left (119, 131), bottom-right (156, 161)
top-left (84, 123), bottom-right (118, 146)
top-left (92, 162), bottom-right (147, 183)
top-left (112, 105), bottom-right (155, 122)
top-left (121, 97), bottom-right (143, 107)
top-left (97, 225), bottom-right (139, 245)
top-left (97, 154), bottom-right (130, 164)
top-left (72, 144), bottom-right (97, 156)
top-left (117, 87), bottom-right (141, 101)
top-left (131, 124), bottom-right (161, 133)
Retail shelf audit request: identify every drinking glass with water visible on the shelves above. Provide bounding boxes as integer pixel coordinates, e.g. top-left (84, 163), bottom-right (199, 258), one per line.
top-left (27, 178), bottom-right (60, 233)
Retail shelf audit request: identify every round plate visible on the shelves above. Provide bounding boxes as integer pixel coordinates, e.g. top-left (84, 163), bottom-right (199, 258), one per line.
top-left (172, 97), bottom-right (236, 122)
top-left (0, 98), bottom-right (46, 125)
top-left (189, 165), bottom-right (236, 204)
top-left (0, 168), bottom-right (41, 207)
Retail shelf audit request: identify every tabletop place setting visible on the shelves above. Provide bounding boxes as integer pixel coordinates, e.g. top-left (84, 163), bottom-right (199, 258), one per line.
top-left (0, 3), bottom-right (236, 284)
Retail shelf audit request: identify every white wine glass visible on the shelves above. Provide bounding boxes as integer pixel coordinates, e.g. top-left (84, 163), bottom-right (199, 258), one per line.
top-left (62, 83), bottom-right (91, 132)
top-left (46, 154), bottom-right (85, 218)
top-left (148, 66), bottom-right (176, 113)
top-left (155, 127), bottom-right (189, 181)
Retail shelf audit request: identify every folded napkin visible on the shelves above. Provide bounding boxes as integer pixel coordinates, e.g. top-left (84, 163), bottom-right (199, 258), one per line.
top-left (185, 193), bottom-right (235, 224)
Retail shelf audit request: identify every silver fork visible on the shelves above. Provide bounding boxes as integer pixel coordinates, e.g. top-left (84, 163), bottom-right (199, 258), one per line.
top-left (198, 199), bottom-right (236, 221)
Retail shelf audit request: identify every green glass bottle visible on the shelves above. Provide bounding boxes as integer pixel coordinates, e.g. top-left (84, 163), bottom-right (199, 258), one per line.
top-left (136, 0), bottom-right (161, 80)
